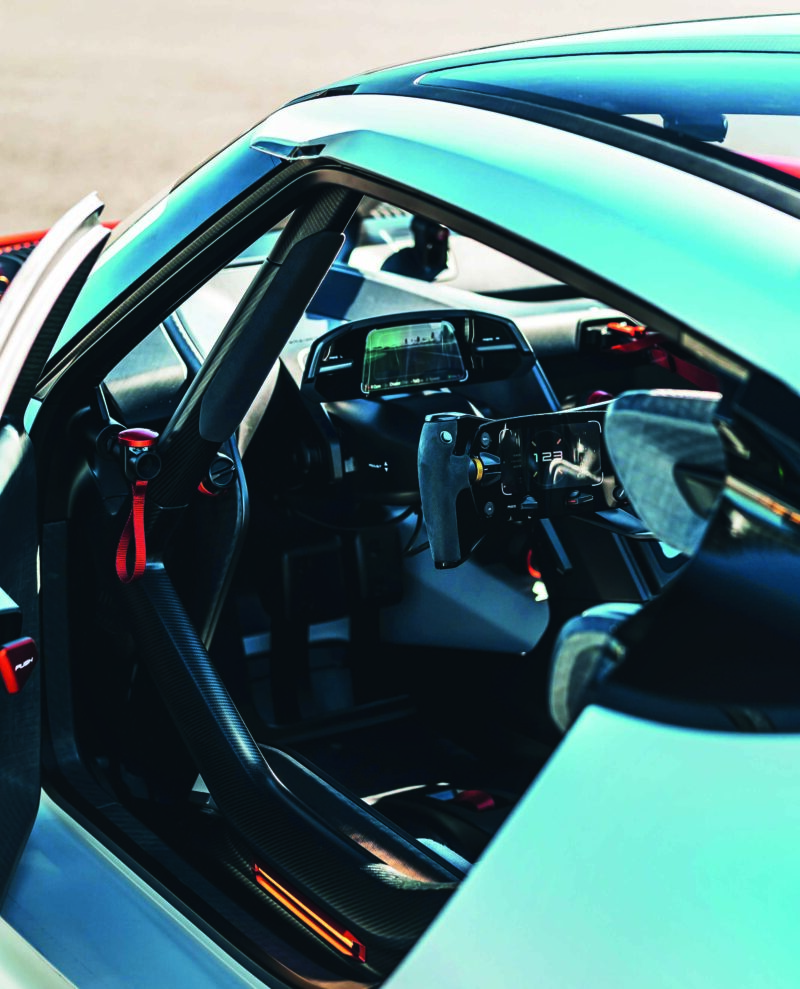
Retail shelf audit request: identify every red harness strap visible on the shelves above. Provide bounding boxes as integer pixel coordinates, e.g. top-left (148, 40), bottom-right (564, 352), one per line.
top-left (115, 480), bottom-right (149, 583)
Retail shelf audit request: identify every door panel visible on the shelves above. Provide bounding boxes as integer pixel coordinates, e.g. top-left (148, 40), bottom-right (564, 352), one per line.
top-left (0, 426), bottom-right (41, 904)
top-left (0, 193), bottom-right (110, 903)
top-left (0, 194), bottom-right (109, 419)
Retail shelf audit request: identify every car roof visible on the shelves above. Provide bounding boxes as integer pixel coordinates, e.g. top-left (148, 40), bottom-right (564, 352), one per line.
top-left (299, 14), bottom-right (800, 98)
top-left (49, 15), bottom-right (800, 403)
top-left (254, 92), bottom-right (800, 392)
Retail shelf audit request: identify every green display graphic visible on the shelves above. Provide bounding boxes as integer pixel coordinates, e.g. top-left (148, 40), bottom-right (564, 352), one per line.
top-left (362, 321), bottom-right (467, 394)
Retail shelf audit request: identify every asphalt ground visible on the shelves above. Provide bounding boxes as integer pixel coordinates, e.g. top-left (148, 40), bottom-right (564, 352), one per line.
top-left (4, 1), bottom-right (800, 232)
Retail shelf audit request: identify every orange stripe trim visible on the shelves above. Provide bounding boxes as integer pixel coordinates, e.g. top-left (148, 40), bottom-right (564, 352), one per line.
top-left (727, 476), bottom-right (800, 526)
top-left (253, 864), bottom-right (366, 962)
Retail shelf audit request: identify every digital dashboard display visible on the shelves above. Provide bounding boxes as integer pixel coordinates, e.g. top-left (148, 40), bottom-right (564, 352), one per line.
top-left (361, 320), bottom-right (467, 394)
top-left (529, 420), bottom-right (603, 489)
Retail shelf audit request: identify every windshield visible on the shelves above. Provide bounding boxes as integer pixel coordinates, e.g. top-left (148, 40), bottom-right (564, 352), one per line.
top-left (172, 202), bottom-right (575, 360)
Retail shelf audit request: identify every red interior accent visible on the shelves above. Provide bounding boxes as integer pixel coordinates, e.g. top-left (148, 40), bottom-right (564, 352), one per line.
top-left (0, 638), bottom-right (39, 695)
top-left (526, 549), bottom-right (542, 580)
top-left (606, 321), bottom-right (646, 336)
top-left (453, 789), bottom-right (495, 812)
top-left (607, 331), bottom-right (720, 390)
top-left (117, 428), bottom-right (159, 449)
top-left (115, 480), bottom-right (149, 583)
top-left (649, 347), bottom-right (720, 390)
top-left (586, 390), bottom-right (613, 405)
top-left (610, 335), bottom-right (656, 354)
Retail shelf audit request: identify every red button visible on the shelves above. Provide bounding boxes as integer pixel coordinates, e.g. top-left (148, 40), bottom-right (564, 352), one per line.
top-left (118, 428), bottom-right (159, 449)
top-left (453, 789), bottom-right (495, 812)
top-left (0, 638), bottom-right (39, 694)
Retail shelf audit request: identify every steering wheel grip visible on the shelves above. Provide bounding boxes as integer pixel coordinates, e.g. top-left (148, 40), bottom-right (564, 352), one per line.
top-left (418, 415), bottom-right (474, 568)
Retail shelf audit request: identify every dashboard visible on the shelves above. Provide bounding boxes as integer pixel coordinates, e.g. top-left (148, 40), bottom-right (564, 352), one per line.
top-left (303, 310), bottom-right (532, 401)
top-left (99, 218), bottom-right (700, 654)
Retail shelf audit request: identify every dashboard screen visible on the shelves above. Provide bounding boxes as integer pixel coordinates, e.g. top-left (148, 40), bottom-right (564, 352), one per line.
top-left (362, 320), bottom-right (467, 394)
top-left (530, 420), bottom-right (603, 489)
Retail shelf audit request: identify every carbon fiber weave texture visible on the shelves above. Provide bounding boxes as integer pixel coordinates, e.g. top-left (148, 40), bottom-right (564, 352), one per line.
top-left (121, 566), bottom-right (456, 975)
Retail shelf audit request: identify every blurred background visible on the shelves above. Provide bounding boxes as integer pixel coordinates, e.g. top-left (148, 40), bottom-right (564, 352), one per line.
top-left (5, 0), bottom-right (799, 231)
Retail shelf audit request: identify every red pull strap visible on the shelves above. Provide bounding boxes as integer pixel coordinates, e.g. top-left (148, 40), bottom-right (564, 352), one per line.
top-left (115, 480), bottom-right (149, 583)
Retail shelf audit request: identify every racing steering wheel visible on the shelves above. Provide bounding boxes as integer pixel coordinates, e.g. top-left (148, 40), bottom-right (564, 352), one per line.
top-left (418, 406), bottom-right (618, 568)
